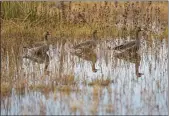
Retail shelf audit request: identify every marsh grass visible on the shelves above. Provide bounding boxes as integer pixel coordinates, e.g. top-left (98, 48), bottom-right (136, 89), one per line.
top-left (1, 2), bottom-right (168, 60)
top-left (1, 2), bottom-right (168, 115)
top-left (1, 82), bottom-right (12, 97)
top-left (2, 1), bottom-right (168, 38)
top-left (88, 78), bottom-right (112, 86)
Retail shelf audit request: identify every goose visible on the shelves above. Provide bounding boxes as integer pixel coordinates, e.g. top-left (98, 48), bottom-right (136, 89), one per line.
top-left (23, 52), bottom-right (49, 72)
top-left (24, 31), bottom-right (50, 48)
top-left (73, 30), bottom-right (98, 52)
top-left (113, 27), bottom-right (143, 53)
top-left (22, 32), bottom-right (51, 73)
top-left (23, 46), bottom-right (50, 73)
top-left (23, 31), bottom-right (50, 58)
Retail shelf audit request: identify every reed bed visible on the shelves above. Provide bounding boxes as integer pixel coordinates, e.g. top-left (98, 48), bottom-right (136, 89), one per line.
top-left (1, 1), bottom-right (168, 91)
top-left (1, 2), bottom-right (168, 115)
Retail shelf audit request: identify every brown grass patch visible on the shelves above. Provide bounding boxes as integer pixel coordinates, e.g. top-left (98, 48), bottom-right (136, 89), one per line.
top-left (88, 78), bottom-right (113, 86)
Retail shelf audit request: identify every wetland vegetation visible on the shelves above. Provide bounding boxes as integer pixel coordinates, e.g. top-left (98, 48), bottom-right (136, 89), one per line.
top-left (1, 1), bottom-right (168, 115)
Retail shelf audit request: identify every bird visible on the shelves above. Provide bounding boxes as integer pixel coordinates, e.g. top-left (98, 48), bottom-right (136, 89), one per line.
top-left (23, 52), bottom-right (49, 72)
top-left (23, 31), bottom-right (50, 58)
top-left (69, 30), bottom-right (99, 72)
top-left (73, 30), bottom-right (99, 53)
top-left (22, 31), bottom-right (51, 73)
top-left (113, 27), bottom-right (143, 53)
top-left (24, 31), bottom-right (50, 48)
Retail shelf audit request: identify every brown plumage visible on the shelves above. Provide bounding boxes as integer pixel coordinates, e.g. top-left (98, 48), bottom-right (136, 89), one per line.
top-left (24, 31), bottom-right (50, 48)
top-left (23, 52), bottom-right (49, 72)
top-left (23, 32), bottom-right (50, 57)
top-left (73, 30), bottom-right (98, 50)
top-left (113, 27), bottom-right (143, 53)
top-left (23, 32), bottom-right (51, 72)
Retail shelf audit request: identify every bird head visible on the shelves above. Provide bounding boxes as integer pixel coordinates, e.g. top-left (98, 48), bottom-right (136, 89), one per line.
top-left (136, 27), bottom-right (143, 32)
top-left (46, 31), bottom-right (50, 36)
top-left (92, 30), bottom-right (98, 40)
top-left (44, 31), bottom-right (50, 40)
top-left (93, 30), bottom-right (97, 34)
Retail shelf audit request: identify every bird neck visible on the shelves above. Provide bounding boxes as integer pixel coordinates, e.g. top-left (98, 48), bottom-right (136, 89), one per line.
top-left (136, 31), bottom-right (141, 43)
top-left (93, 33), bottom-right (97, 40)
top-left (92, 63), bottom-right (97, 72)
top-left (44, 35), bottom-right (48, 43)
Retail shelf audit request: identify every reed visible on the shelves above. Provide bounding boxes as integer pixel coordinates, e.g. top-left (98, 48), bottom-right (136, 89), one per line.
top-left (1, 1), bottom-right (168, 99)
top-left (2, 2), bottom-right (168, 37)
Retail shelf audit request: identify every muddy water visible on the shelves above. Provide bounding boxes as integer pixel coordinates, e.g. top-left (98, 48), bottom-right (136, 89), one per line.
top-left (1, 38), bottom-right (168, 115)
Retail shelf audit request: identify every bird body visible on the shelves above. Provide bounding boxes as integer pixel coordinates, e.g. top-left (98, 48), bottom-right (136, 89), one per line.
top-left (24, 31), bottom-right (50, 48)
top-left (113, 27), bottom-right (142, 53)
top-left (24, 45), bottom-right (49, 57)
top-left (23, 32), bottom-right (50, 57)
top-left (23, 32), bottom-right (51, 72)
top-left (23, 52), bottom-right (49, 71)
top-left (73, 30), bottom-right (98, 51)
top-left (23, 52), bottom-right (49, 64)
top-left (73, 39), bottom-right (97, 50)
top-left (70, 30), bottom-right (98, 72)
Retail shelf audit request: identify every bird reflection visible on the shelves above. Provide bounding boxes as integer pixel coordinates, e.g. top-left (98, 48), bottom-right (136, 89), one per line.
top-left (23, 47), bottom-right (50, 74)
top-left (71, 48), bottom-right (98, 72)
top-left (114, 51), bottom-right (143, 78)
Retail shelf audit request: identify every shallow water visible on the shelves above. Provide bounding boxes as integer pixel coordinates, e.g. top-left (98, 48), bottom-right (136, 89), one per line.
top-left (1, 37), bottom-right (168, 115)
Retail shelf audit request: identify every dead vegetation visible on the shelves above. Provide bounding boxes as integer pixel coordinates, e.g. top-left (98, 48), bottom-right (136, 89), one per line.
top-left (88, 78), bottom-right (113, 86)
top-left (1, 1), bottom-right (168, 115)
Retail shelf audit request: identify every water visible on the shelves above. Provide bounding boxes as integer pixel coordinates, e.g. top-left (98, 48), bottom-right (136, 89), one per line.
top-left (1, 37), bottom-right (168, 115)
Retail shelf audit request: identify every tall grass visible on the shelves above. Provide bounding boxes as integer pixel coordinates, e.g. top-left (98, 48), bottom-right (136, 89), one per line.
top-left (2, 1), bottom-right (168, 36)
top-left (1, 1), bottom-right (168, 89)
top-left (1, 2), bottom-right (168, 55)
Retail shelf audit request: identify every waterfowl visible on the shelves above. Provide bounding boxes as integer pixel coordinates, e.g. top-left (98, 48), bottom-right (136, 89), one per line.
top-left (23, 51), bottom-right (49, 72)
top-left (73, 30), bottom-right (98, 51)
top-left (113, 27), bottom-right (143, 53)
top-left (22, 32), bottom-right (51, 72)
top-left (23, 32), bottom-right (50, 58)
top-left (25, 31), bottom-right (50, 48)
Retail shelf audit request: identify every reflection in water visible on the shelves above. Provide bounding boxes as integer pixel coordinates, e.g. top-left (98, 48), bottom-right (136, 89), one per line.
top-left (58, 39), bottom-right (67, 78)
top-left (71, 48), bottom-right (98, 72)
top-left (1, 38), bottom-right (168, 115)
top-left (70, 30), bottom-right (99, 73)
top-left (114, 51), bottom-right (143, 77)
top-left (22, 46), bottom-right (50, 73)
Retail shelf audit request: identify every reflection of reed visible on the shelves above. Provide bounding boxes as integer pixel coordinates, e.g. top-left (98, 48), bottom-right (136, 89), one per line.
top-left (114, 51), bottom-right (143, 77)
top-left (71, 48), bottom-right (98, 72)
top-left (58, 39), bottom-right (66, 78)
